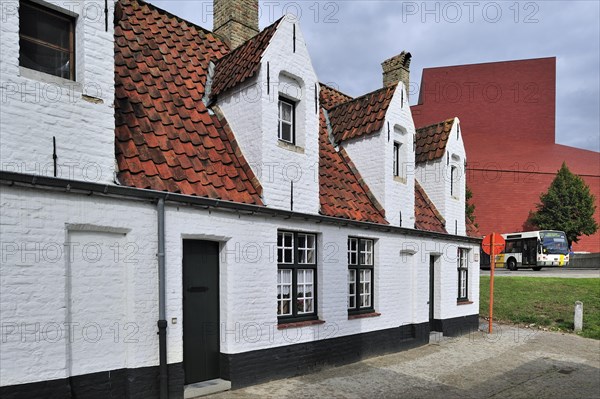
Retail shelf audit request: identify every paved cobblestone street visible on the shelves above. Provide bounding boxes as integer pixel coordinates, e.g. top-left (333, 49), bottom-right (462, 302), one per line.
top-left (207, 322), bottom-right (600, 399)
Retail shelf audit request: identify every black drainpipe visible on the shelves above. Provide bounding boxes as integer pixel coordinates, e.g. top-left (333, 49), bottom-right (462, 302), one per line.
top-left (157, 198), bottom-right (168, 399)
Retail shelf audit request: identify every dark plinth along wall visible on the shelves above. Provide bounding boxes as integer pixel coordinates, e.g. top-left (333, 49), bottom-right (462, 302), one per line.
top-left (0, 364), bottom-right (184, 399)
top-left (1, 317), bottom-right (480, 396)
top-left (221, 322), bottom-right (430, 389)
top-left (431, 314), bottom-right (479, 337)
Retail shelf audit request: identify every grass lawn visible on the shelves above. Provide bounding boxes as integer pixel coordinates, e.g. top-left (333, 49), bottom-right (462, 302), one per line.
top-left (480, 276), bottom-right (600, 339)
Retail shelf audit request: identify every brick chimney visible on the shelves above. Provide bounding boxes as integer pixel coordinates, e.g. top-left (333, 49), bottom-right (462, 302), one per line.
top-left (214, 0), bottom-right (259, 50)
top-left (382, 51), bottom-right (412, 97)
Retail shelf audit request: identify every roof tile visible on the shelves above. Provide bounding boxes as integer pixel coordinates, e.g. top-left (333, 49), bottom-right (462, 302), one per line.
top-left (114, 0), bottom-right (263, 205)
top-left (327, 85), bottom-right (396, 143)
top-left (414, 181), bottom-right (447, 233)
top-left (210, 18), bottom-right (282, 98)
top-left (415, 119), bottom-right (454, 163)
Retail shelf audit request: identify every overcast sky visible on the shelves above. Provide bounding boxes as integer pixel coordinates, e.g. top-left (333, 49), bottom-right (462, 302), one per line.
top-left (149, 0), bottom-right (600, 152)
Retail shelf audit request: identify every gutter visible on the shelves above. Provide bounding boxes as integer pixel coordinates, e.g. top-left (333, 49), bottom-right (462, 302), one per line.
top-left (0, 171), bottom-right (482, 244)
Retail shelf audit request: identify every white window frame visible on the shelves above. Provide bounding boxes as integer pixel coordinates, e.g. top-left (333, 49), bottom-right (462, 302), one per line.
top-left (393, 142), bottom-right (401, 177)
top-left (348, 237), bottom-right (375, 314)
top-left (278, 97), bottom-right (295, 144)
top-left (457, 248), bottom-right (469, 301)
top-left (277, 231), bottom-right (318, 322)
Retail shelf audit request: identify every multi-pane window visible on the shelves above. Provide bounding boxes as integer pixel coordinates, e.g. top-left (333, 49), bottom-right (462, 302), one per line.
top-left (278, 97), bottom-right (295, 144)
top-left (19, 1), bottom-right (76, 80)
top-left (277, 231), bottom-right (317, 322)
top-left (348, 238), bottom-right (374, 314)
top-left (457, 248), bottom-right (469, 301)
top-left (393, 142), bottom-right (401, 177)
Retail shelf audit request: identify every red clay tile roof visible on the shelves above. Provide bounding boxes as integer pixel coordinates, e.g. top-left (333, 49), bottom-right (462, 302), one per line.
top-left (114, 0), bottom-right (263, 204)
top-left (319, 83), bottom-right (352, 111)
top-left (319, 109), bottom-right (387, 224)
top-left (414, 181), bottom-right (447, 233)
top-left (466, 217), bottom-right (481, 238)
top-left (327, 85), bottom-right (397, 143)
top-left (210, 18), bottom-right (281, 98)
top-left (415, 118), bottom-right (454, 163)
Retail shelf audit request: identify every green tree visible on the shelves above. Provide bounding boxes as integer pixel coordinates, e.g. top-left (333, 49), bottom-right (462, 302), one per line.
top-left (528, 162), bottom-right (598, 246)
top-left (466, 186), bottom-right (478, 227)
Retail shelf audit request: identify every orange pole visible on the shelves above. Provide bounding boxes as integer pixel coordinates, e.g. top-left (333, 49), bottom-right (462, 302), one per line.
top-left (489, 233), bottom-right (495, 334)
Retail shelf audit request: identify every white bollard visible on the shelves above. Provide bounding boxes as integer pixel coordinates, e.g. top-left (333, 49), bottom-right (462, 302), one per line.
top-left (574, 301), bottom-right (583, 332)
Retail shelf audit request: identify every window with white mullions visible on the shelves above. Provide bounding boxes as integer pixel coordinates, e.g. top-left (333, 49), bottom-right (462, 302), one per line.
top-left (277, 269), bottom-right (292, 316)
top-left (348, 269), bottom-right (356, 309)
top-left (19, 1), bottom-right (76, 80)
top-left (277, 231), bottom-right (318, 322)
top-left (348, 237), bottom-right (375, 314)
top-left (457, 248), bottom-right (469, 301)
top-left (359, 269), bottom-right (372, 308)
top-left (278, 97), bottom-right (295, 144)
top-left (277, 232), bottom-right (294, 264)
top-left (296, 269), bottom-right (314, 314)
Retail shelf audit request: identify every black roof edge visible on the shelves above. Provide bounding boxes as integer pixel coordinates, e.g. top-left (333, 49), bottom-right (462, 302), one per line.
top-left (0, 171), bottom-right (481, 244)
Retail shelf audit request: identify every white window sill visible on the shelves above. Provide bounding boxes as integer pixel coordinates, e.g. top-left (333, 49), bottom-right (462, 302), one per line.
top-left (277, 140), bottom-right (304, 154)
top-left (393, 176), bottom-right (407, 184)
top-left (19, 66), bottom-right (81, 90)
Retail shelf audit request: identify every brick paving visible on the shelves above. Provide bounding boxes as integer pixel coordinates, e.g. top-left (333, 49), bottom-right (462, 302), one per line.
top-left (206, 322), bottom-right (600, 399)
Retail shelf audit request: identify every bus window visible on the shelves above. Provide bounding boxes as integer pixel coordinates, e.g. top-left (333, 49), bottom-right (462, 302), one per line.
top-left (539, 231), bottom-right (569, 255)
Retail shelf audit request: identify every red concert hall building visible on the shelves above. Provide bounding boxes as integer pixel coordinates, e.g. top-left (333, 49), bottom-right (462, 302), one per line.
top-left (412, 57), bottom-right (599, 252)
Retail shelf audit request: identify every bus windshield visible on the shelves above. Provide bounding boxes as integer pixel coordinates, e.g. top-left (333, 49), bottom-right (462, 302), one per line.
top-left (539, 231), bottom-right (569, 255)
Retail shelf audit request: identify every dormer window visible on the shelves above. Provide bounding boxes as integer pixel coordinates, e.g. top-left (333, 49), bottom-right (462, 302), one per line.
top-left (451, 166), bottom-right (458, 198)
top-left (19, 1), bottom-right (76, 80)
top-left (278, 97), bottom-right (295, 144)
top-left (393, 142), bottom-right (401, 177)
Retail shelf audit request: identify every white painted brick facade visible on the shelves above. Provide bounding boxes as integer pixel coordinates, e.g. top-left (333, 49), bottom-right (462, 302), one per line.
top-left (0, 0), bottom-right (116, 184)
top-left (341, 84), bottom-right (416, 228)
top-left (217, 16), bottom-right (320, 214)
top-left (415, 118), bottom-right (467, 235)
top-left (0, 5), bottom-right (478, 390)
top-left (0, 185), bottom-right (479, 386)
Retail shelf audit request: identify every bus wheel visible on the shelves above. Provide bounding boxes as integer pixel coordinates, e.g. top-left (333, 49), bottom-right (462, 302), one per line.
top-left (532, 267), bottom-right (542, 271)
top-left (507, 258), bottom-right (518, 271)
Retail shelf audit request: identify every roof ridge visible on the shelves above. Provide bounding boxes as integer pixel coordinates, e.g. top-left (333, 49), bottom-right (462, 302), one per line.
top-left (415, 117), bottom-right (455, 132)
top-left (213, 16), bottom-right (285, 67)
top-left (123, 0), bottom-right (219, 39)
top-left (319, 82), bottom-right (353, 101)
top-left (328, 84), bottom-right (397, 113)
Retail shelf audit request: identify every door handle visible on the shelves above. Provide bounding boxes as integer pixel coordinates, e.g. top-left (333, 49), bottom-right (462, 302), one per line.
top-left (187, 286), bottom-right (208, 293)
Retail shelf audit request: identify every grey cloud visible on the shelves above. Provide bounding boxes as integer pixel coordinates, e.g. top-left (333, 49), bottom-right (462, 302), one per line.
top-left (148, 0), bottom-right (599, 152)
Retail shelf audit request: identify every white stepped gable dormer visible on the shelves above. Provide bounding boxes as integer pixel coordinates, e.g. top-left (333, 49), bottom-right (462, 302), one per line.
top-left (214, 15), bottom-right (320, 214)
top-left (339, 83), bottom-right (416, 228)
top-left (415, 118), bottom-right (467, 235)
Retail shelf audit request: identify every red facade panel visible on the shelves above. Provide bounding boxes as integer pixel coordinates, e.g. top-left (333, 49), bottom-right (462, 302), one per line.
top-left (412, 58), bottom-right (600, 252)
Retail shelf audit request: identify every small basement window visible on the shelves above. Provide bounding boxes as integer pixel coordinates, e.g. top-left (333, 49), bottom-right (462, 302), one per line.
top-left (19, 1), bottom-right (76, 80)
top-left (278, 97), bottom-right (295, 144)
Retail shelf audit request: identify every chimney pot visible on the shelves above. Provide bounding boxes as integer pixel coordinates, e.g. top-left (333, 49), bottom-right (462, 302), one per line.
top-left (382, 51), bottom-right (412, 98)
top-left (214, 0), bottom-right (259, 50)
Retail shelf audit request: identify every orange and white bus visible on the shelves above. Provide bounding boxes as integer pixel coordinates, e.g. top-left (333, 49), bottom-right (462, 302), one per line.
top-left (494, 230), bottom-right (570, 271)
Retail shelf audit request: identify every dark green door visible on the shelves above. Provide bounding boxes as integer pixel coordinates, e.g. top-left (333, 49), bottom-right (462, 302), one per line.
top-left (183, 240), bottom-right (220, 384)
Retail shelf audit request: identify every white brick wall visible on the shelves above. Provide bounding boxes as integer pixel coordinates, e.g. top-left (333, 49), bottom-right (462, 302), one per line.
top-left (341, 84), bottom-right (416, 228)
top-left (0, 184), bottom-right (479, 386)
top-left (217, 16), bottom-right (320, 214)
top-left (415, 118), bottom-right (467, 235)
top-left (0, 0), bottom-right (116, 184)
